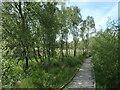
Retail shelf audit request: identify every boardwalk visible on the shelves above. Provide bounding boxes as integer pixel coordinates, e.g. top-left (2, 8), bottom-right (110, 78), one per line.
top-left (62, 57), bottom-right (95, 90)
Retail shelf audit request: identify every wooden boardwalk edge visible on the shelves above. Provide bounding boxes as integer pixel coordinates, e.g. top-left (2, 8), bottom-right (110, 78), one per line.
top-left (59, 67), bottom-right (80, 90)
top-left (91, 58), bottom-right (96, 88)
top-left (60, 56), bottom-right (96, 90)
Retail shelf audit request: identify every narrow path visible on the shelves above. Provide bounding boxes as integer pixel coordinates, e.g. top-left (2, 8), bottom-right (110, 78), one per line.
top-left (62, 57), bottom-right (95, 90)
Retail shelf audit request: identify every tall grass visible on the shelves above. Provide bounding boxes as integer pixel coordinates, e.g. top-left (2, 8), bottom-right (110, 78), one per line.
top-left (2, 54), bottom-right (86, 88)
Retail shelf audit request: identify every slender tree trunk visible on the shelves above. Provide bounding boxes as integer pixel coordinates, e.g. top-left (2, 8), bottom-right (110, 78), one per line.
top-left (66, 40), bottom-right (68, 56)
top-left (60, 33), bottom-right (64, 61)
top-left (86, 28), bottom-right (89, 53)
top-left (33, 48), bottom-right (39, 63)
top-left (83, 47), bottom-right (86, 56)
top-left (47, 47), bottom-right (51, 63)
top-left (42, 33), bottom-right (47, 60)
top-left (74, 41), bottom-right (77, 56)
top-left (37, 47), bottom-right (43, 63)
top-left (43, 47), bottom-right (46, 59)
top-left (18, 2), bottom-right (29, 72)
top-left (61, 40), bottom-right (64, 61)
top-left (68, 44), bottom-right (70, 55)
top-left (25, 51), bottom-right (28, 69)
top-left (82, 38), bottom-right (85, 56)
top-left (23, 48), bottom-right (28, 72)
top-left (51, 48), bottom-right (55, 57)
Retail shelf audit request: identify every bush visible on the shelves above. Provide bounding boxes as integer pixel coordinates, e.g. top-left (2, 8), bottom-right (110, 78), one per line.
top-left (2, 59), bottom-right (22, 86)
top-left (92, 30), bottom-right (118, 89)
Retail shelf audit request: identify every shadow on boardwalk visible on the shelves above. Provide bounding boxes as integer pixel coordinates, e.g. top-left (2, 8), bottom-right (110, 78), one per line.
top-left (62, 57), bottom-right (95, 90)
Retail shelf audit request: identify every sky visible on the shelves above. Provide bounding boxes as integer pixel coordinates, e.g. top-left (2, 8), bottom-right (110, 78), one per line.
top-left (65, 2), bottom-right (118, 42)
top-left (66, 2), bottom-right (118, 30)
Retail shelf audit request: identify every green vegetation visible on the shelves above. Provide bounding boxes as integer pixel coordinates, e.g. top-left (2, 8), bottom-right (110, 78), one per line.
top-left (91, 20), bottom-right (119, 89)
top-left (1, 2), bottom-right (92, 88)
top-left (2, 54), bottom-right (85, 88)
top-left (1, 2), bottom-right (119, 89)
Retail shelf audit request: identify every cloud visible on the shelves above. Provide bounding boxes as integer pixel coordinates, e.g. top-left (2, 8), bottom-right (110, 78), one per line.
top-left (66, 2), bottom-right (118, 42)
top-left (95, 3), bottom-right (118, 30)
